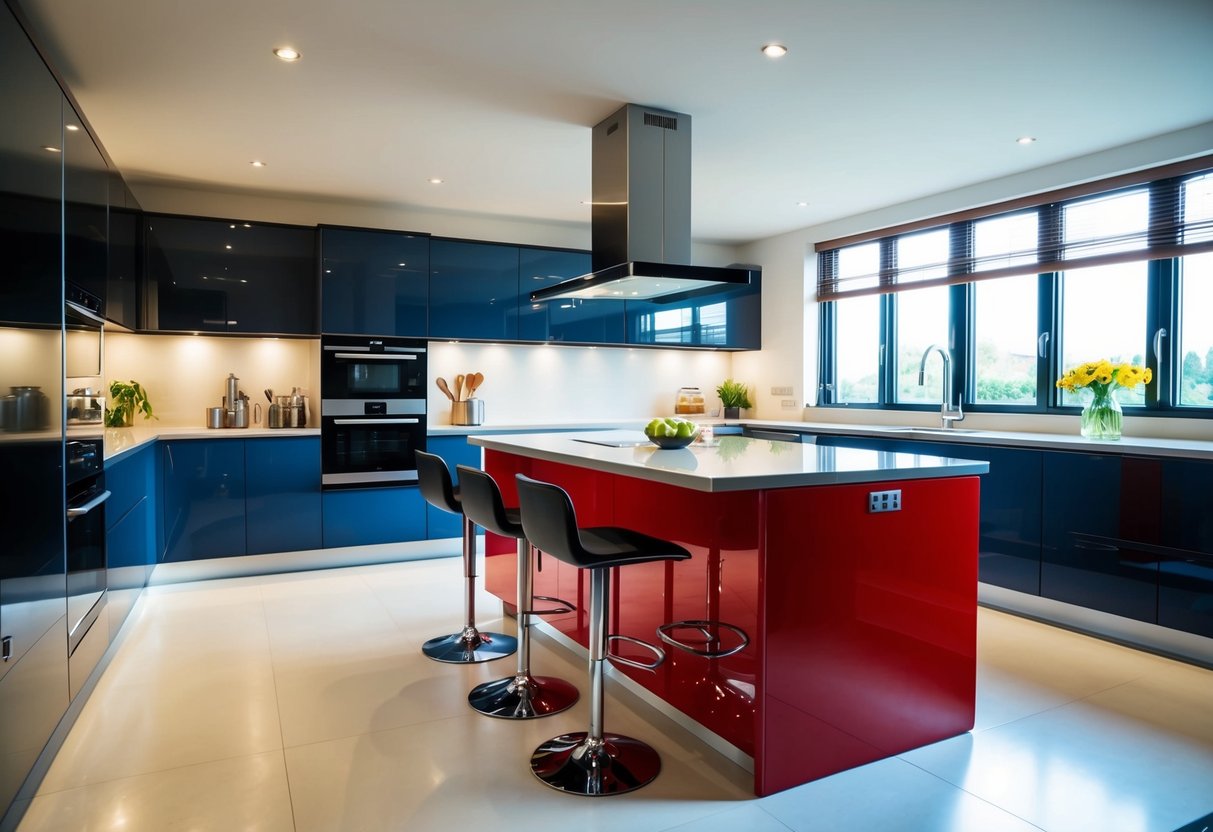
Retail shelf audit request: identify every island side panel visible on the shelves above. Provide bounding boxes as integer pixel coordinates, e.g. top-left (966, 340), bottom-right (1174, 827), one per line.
top-left (757, 475), bottom-right (980, 796)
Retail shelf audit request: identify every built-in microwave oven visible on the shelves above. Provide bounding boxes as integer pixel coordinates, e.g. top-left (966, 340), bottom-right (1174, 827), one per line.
top-left (320, 336), bottom-right (427, 489)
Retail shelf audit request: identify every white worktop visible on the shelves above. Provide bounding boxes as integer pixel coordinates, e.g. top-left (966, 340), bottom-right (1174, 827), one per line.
top-left (469, 430), bottom-right (989, 493)
top-left (101, 425), bottom-right (319, 463)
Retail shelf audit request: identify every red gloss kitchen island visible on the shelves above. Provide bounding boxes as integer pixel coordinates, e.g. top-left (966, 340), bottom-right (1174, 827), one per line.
top-left (471, 431), bottom-right (989, 796)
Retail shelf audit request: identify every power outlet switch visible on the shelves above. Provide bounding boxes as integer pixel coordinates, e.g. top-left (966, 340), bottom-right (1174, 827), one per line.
top-left (771, 386), bottom-right (793, 396)
top-left (868, 489), bottom-right (902, 513)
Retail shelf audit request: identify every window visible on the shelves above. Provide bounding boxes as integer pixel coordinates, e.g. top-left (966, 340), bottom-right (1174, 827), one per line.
top-left (1178, 253), bottom-right (1213, 408)
top-left (815, 159), bottom-right (1213, 419)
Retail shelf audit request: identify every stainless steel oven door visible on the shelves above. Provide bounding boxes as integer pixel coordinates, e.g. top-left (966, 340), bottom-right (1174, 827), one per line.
top-left (66, 478), bottom-right (109, 655)
top-left (321, 340), bottom-right (427, 400)
top-left (321, 401), bottom-right (426, 488)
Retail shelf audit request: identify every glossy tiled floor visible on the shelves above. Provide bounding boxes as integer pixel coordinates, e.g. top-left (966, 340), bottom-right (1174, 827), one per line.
top-left (15, 557), bottom-right (1213, 832)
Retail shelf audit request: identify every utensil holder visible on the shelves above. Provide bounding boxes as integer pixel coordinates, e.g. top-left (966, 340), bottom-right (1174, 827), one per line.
top-left (451, 398), bottom-right (484, 426)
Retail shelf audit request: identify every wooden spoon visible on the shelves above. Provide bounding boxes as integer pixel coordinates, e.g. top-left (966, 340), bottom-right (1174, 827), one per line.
top-left (436, 377), bottom-right (455, 401)
top-left (453, 374), bottom-right (465, 402)
top-left (468, 372), bottom-right (484, 396)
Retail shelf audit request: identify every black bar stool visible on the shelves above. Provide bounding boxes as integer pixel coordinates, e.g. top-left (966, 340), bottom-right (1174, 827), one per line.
top-left (455, 465), bottom-right (579, 718)
top-left (415, 450), bottom-right (516, 664)
top-left (515, 474), bottom-right (692, 796)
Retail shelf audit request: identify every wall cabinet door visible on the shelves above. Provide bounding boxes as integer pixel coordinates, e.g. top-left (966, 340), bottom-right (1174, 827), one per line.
top-left (106, 180), bottom-right (141, 330)
top-left (162, 440), bottom-right (246, 562)
top-left (517, 248), bottom-right (625, 343)
top-left (320, 226), bottom-right (429, 336)
top-left (145, 214), bottom-right (317, 335)
top-left (1041, 453), bottom-right (1160, 623)
top-left (624, 271), bottom-right (760, 349)
top-left (429, 239), bottom-right (519, 340)
top-left (63, 102), bottom-right (109, 311)
top-left (246, 438), bottom-right (322, 555)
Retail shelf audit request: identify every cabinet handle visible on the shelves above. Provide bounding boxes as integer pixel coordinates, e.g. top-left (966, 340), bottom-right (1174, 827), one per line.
top-left (1152, 327), bottom-right (1167, 362)
top-left (67, 489), bottom-right (111, 518)
top-left (1037, 332), bottom-right (1050, 358)
top-left (332, 418), bottom-right (419, 425)
top-left (2, 635), bottom-right (11, 662)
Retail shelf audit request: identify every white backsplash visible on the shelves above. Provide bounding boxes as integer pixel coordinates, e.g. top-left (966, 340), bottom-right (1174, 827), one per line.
top-left (104, 333), bottom-right (319, 428)
top-left (426, 342), bottom-right (733, 426)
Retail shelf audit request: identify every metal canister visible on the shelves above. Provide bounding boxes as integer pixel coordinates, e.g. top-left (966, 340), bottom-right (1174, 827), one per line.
top-left (206, 406), bottom-right (226, 428)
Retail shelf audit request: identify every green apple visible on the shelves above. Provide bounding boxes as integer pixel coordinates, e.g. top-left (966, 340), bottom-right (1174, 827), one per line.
top-left (675, 420), bottom-right (695, 438)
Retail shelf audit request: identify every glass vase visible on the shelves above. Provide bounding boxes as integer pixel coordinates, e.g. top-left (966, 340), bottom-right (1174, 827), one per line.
top-left (1080, 388), bottom-right (1122, 440)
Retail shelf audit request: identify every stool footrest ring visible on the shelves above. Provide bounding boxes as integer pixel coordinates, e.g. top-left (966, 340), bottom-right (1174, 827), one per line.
top-left (656, 619), bottom-right (750, 659)
top-left (525, 595), bottom-right (576, 616)
top-left (606, 634), bottom-right (665, 672)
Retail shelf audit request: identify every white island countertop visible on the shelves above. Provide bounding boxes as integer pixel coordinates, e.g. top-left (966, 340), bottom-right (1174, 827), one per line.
top-left (470, 430), bottom-right (989, 493)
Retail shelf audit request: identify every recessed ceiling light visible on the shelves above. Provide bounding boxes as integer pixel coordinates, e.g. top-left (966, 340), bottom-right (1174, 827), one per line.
top-left (273, 47), bottom-right (301, 62)
top-left (1016, 136), bottom-right (1037, 145)
top-left (65, 124), bottom-right (80, 132)
top-left (397, 262), bottom-right (407, 267)
top-left (230, 224), bottom-right (236, 229)
top-left (796, 201), bottom-right (809, 207)
top-left (761, 43), bottom-right (788, 58)
top-left (428, 177), bottom-right (444, 185)
top-left (41, 145), bottom-right (61, 153)
top-left (250, 160), bottom-right (267, 167)
top-left (225, 244), bottom-right (232, 250)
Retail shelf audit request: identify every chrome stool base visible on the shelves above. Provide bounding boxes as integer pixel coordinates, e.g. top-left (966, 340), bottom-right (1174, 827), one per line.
top-left (468, 673), bottom-right (579, 719)
top-left (421, 628), bottom-right (517, 664)
top-left (531, 731), bottom-right (661, 796)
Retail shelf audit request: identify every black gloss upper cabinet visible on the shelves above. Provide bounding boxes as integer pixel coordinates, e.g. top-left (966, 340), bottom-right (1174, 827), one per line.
top-left (144, 213), bottom-right (317, 335)
top-left (106, 180), bottom-right (140, 330)
top-left (518, 247), bottom-right (625, 343)
top-left (429, 239), bottom-right (519, 340)
top-left (0, 6), bottom-right (63, 328)
top-left (320, 226), bottom-right (429, 337)
top-left (624, 270), bottom-right (761, 349)
top-left (63, 102), bottom-right (109, 310)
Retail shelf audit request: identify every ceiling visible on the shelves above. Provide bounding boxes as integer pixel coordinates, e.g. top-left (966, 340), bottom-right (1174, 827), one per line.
top-left (20, 0), bottom-right (1213, 245)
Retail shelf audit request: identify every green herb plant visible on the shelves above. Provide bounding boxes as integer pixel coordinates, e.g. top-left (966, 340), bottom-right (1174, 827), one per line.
top-left (716, 379), bottom-right (753, 410)
top-left (105, 380), bottom-right (156, 427)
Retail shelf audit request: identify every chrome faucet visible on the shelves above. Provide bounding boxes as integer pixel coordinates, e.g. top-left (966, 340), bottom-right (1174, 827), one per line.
top-left (918, 344), bottom-right (964, 429)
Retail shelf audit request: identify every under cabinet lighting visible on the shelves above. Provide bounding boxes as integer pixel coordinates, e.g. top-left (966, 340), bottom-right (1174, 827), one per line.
top-left (273, 47), bottom-right (301, 62)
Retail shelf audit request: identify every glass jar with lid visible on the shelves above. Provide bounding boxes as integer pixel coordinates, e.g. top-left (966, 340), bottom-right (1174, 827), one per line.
top-left (675, 387), bottom-right (706, 414)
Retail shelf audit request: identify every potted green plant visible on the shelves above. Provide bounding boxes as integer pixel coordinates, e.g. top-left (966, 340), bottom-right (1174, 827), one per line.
top-left (716, 379), bottom-right (752, 420)
top-left (105, 380), bottom-right (156, 427)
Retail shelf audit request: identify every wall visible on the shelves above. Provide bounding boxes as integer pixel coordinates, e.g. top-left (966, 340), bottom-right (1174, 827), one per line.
top-left (427, 341), bottom-right (732, 426)
top-left (104, 332), bottom-right (317, 428)
top-left (734, 121), bottom-right (1213, 442)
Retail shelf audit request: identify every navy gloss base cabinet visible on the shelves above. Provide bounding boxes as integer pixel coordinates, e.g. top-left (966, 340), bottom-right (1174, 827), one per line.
top-left (162, 438), bottom-right (322, 562)
top-left (105, 445), bottom-right (156, 640)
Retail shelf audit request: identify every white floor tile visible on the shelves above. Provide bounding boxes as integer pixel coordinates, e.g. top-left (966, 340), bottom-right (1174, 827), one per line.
top-left (19, 751), bottom-right (294, 832)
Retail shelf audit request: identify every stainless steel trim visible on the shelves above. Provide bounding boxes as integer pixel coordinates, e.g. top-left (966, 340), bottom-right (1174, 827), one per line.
top-left (322, 470), bottom-right (419, 486)
top-left (321, 399), bottom-right (426, 416)
top-left (323, 345), bottom-right (426, 354)
top-left (332, 418), bottom-right (419, 426)
top-left (66, 489), bottom-right (111, 518)
top-left (606, 634), bottom-right (665, 671)
top-left (65, 299), bottom-right (107, 328)
top-left (332, 352), bottom-right (418, 361)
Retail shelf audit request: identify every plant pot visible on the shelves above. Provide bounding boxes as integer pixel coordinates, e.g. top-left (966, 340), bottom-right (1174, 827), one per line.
top-left (723, 407), bottom-right (740, 420)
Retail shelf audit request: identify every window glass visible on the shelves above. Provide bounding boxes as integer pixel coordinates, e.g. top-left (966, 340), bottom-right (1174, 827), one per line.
top-left (897, 228), bottom-right (949, 284)
top-left (647, 307), bottom-right (691, 343)
top-left (895, 285), bottom-right (950, 403)
top-left (837, 242), bottom-right (880, 291)
top-left (699, 302), bottom-right (727, 345)
top-left (1183, 173), bottom-right (1213, 244)
top-left (1178, 252), bottom-right (1213, 407)
top-left (973, 275), bottom-right (1038, 404)
top-left (834, 294), bottom-right (881, 403)
top-left (1060, 262), bottom-right (1148, 406)
top-left (1063, 189), bottom-right (1149, 258)
top-left (975, 211), bottom-right (1038, 271)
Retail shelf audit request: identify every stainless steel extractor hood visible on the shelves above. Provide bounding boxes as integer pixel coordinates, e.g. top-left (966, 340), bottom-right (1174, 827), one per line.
top-left (530, 104), bottom-right (756, 303)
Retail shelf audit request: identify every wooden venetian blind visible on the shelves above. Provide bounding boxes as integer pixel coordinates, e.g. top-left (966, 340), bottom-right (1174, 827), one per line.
top-left (815, 156), bottom-right (1213, 301)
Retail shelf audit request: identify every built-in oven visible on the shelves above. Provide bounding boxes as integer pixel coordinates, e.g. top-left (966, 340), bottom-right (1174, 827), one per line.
top-left (321, 336), bottom-right (427, 489)
top-left (65, 436), bottom-right (108, 654)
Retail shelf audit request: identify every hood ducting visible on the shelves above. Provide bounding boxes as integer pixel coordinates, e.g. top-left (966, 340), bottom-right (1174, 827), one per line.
top-left (530, 104), bottom-right (755, 303)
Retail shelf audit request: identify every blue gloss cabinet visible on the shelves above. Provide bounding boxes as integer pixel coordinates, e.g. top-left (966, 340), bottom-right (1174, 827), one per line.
top-left (161, 440), bottom-right (247, 562)
top-left (246, 438), bottom-right (322, 555)
top-left (518, 248), bottom-right (625, 343)
top-left (105, 445), bottom-right (156, 638)
top-left (321, 487), bottom-right (427, 548)
top-left (429, 239), bottom-right (519, 340)
top-left (1040, 453), bottom-right (1161, 624)
top-left (1158, 459), bottom-right (1213, 637)
top-left (424, 436), bottom-right (482, 539)
top-left (320, 225), bottom-right (429, 337)
top-left (623, 270), bottom-right (761, 349)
